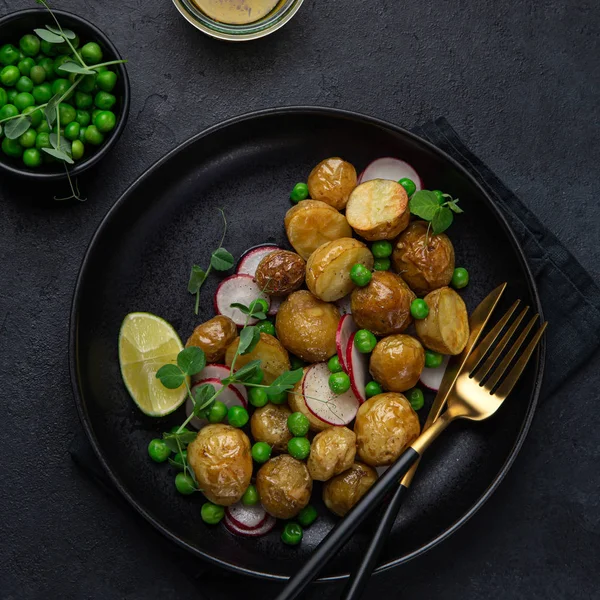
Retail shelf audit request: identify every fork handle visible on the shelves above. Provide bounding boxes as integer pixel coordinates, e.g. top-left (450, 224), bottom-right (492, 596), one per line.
top-left (341, 484), bottom-right (408, 600)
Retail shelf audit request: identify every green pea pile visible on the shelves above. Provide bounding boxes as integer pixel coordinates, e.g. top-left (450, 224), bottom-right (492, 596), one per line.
top-left (0, 32), bottom-right (119, 168)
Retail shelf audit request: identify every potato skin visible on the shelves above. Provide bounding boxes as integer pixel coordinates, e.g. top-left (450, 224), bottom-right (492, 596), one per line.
top-left (276, 290), bottom-right (340, 363)
top-left (256, 455), bottom-right (313, 519)
top-left (186, 316), bottom-right (238, 364)
top-left (250, 403), bottom-right (292, 453)
top-left (225, 333), bottom-right (290, 384)
top-left (350, 271), bottom-right (416, 336)
top-left (285, 200), bottom-right (353, 260)
top-left (354, 393), bottom-right (420, 467)
top-left (187, 424), bottom-right (252, 506)
top-left (392, 221), bottom-right (455, 295)
top-left (254, 250), bottom-right (306, 296)
top-left (415, 286), bottom-right (470, 355)
top-left (307, 427), bottom-right (356, 481)
top-left (287, 368), bottom-right (330, 432)
top-left (369, 335), bottom-right (425, 392)
top-left (307, 157), bottom-right (358, 210)
top-left (323, 462), bottom-right (378, 517)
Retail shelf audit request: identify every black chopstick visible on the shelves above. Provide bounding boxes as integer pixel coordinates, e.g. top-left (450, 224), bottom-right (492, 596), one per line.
top-left (274, 449), bottom-right (420, 600)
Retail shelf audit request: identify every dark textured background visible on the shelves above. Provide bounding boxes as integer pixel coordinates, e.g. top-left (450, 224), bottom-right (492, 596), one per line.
top-left (0, 0), bottom-right (598, 599)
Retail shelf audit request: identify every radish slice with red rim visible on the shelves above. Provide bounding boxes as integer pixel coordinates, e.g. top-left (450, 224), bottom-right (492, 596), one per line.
top-left (214, 274), bottom-right (270, 327)
top-left (336, 314), bottom-right (357, 373)
top-left (360, 157), bottom-right (423, 191)
top-left (346, 332), bottom-right (369, 403)
top-left (186, 377), bottom-right (246, 429)
top-left (302, 363), bottom-right (359, 426)
top-left (419, 355), bottom-right (450, 391)
top-left (334, 295), bottom-right (352, 316)
top-left (224, 513), bottom-right (276, 537)
top-left (237, 244), bottom-right (281, 276)
top-left (225, 502), bottom-right (267, 530)
top-left (191, 364), bottom-right (247, 403)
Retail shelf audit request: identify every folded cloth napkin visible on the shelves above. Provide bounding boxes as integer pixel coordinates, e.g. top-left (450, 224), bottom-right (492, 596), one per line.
top-left (70, 117), bottom-right (600, 598)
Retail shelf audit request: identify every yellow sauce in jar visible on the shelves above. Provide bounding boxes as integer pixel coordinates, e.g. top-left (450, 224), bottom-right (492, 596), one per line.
top-left (191, 0), bottom-right (280, 24)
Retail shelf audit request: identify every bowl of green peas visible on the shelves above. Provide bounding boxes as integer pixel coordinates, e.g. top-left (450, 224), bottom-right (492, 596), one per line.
top-left (0, 8), bottom-right (130, 180)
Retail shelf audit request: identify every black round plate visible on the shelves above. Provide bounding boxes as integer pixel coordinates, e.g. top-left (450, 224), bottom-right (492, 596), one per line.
top-left (69, 107), bottom-right (544, 580)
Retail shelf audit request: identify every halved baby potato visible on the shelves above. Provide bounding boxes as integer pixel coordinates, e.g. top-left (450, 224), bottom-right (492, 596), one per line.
top-left (285, 200), bottom-right (353, 260)
top-left (307, 157), bottom-right (358, 210)
top-left (415, 287), bottom-right (469, 355)
top-left (345, 179), bottom-right (410, 241)
top-left (306, 238), bottom-right (374, 302)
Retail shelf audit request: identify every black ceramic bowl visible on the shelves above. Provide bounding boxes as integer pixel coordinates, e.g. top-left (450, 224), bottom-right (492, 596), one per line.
top-left (0, 9), bottom-right (130, 180)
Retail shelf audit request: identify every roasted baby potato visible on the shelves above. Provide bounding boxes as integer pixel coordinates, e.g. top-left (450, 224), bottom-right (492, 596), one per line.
top-left (306, 238), bottom-right (374, 302)
top-left (345, 179), bottom-right (410, 241)
top-left (276, 290), bottom-right (340, 363)
top-left (287, 368), bottom-right (330, 432)
top-left (414, 286), bottom-right (469, 355)
top-left (250, 403), bottom-right (293, 453)
top-left (307, 426), bottom-right (356, 481)
top-left (322, 462), bottom-right (378, 517)
top-left (307, 157), bottom-right (358, 210)
top-left (392, 221), bottom-right (455, 295)
top-left (225, 333), bottom-right (290, 384)
top-left (254, 250), bottom-right (306, 296)
top-left (256, 454), bottom-right (313, 519)
top-left (369, 334), bottom-right (425, 392)
top-left (350, 271), bottom-right (416, 335)
top-left (187, 424), bottom-right (252, 506)
top-left (285, 200), bottom-right (353, 260)
top-left (186, 315), bottom-right (238, 364)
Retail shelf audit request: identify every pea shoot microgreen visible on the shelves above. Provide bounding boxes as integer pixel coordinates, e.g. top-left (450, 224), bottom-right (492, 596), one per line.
top-left (409, 190), bottom-right (464, 236)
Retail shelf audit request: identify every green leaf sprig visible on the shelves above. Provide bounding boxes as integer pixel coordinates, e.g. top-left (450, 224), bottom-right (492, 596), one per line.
top-left (409, 190), bottom-right (464, 235)
top-left (188, 209), bottom-right (234, 315)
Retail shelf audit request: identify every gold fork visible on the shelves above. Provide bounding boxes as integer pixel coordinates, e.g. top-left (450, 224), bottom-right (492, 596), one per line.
top-left (276, 303), bottom-right (547, 600)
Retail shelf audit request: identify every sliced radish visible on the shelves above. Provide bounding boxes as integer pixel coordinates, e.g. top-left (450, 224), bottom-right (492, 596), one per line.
top-left (226, 502), bottom-right (267, 530)
top-left (214, 274), bottom-right (270, 327)
top-left (336, 314), bottom-right (357, 373)
top-left (357, 169), bottom-right (364, 185)
top-left (224, 513), bottom-right (276, 538)
top-left (360, 157), bottom-right (423, 191)
top-left (334, 295), bottom-right (352, 316)
top-left (419, 355), bottom-right (450, 391)
top-left (192, 364), bottom-right (248, 403)
top-left (303, 363), bottom-right (359, 426)
top-left (267, 296), bottom-right (282, 316)
top-left (186, 377), bottom-right (246, 429)
top-left (346, 332), bottom-right (370, 404)
top-left (237, 244), bottom-right (281, 276)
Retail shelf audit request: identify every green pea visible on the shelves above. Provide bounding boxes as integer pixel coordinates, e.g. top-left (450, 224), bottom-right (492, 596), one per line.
top-left (78, 73), bottom-right (96, 93)
top-left (201, 502), bottom-right (225, 525)
top-left (350, 263), bottom-right (372, 287)
top-left (0, 44), bottom-right (20, 66)
top-left (22, 148), bottom-right (41, 168)
top-left (81, 42), bottom-right (103, 64)
top-left (252, 441), bottom-right (272, 463)
top-left (54, 34), bottom-right (80, 55)
top-left (433, 190), bottom-right (445, 205)
top-left (0, 88), bottom-right (6, 108)
top-left (96, 70), bottom-right (117, 92)
top-left (2, 136), bottom-right (23, 157)
top-left (410, 298), bottom-right (429, 320)
top-left (51, 78), bottom-right (71, 98)
top-left (94, 90), bottom-right (116, 110)
top-left (37, 57), bottom-right (55, 79)
top-left (29, 65), bottom-right (46, 85)
top-left (373, 257), bottom-right (391, 271)
top-left (249, 298), bottom-right (269, 315)
top-left (290, 182), bottom-right (309, 203)
top-left (407, 388), bottom-right (424, 411)
top-left (287, 412), bottom-right (310, 437)
top-left (287, 437), bottom-right (311, 460)
top-left (58, 103), bottom-right (76, 125)
top-left (6, 89), bottom-right (17, 104)
top-left (171, 450), bottom-right (187, 470)
top-left (40, 40), bottom-right (59, 57)
top-left (297, 505), bottom-right (317, 527)
top-left (32, 83), bottom-right (52, 104)
top-left (451, 267), bottom-right (469, 289)
top-left (228, 405), bottom-right (249, 428)
top-left (175, 472), bottom-right (196, 495)
top-left (75, 109), bottom-right (91, 127)
top-left (75, 91), bottom-right (93, 110)
top-left (17, 58), bottom-right (35, 77)
top-left (281, 522), bottom-right (303, 546)
top-left (170, 425), bottom-right (192, 434)
top-left (248, 387), bottom-right (268, 408)
top-left (17, 50), bottom-right (26, 61)
top-left (242, 484), bottom-right (259, 506)
top-left (84, 125), bottom-right (104, 146)
top-left (14, 92), bottom-right (35, 112)
top-left (78, 126), bottom-right (87, 143)
top-left (0, 65), bottom-right (20, 87)
top-left (91, 108), bottom-right (102, 121)
top-left (22, 106), bottom-right (43, 128)
top-left (208, 400), bottom-right (228, 423)
top-left (424, 350), bottom-right (443, 369)
top-left (53, 55), bottom-right (73, 76)
top-left (399, 177), bottom-right (416, 197)
top-left (354, 329), bottom-right (377, 354)
top-left (290, 356), bottom-right (305, 370)
top-left (327, 354), bottom-right (343, 373)
top-left (147, 438), bottom-right (171, 463)
top-left (15, 76), bottom-right (33, 93)
top-left (71, 139), bottom-right (84, 161)
top-left (64, 121), bottom-right (80, 141)
top-left (256, 320), bottom-right (276, 336)
top-left (365, 381), bottom-right (383, 398)
top-left (245, 368), bottom-right (264, 385)
top-left (371, 240), bottom-right (393, 258)
top-left (35, 132), bottom-right (51, 150)
top-left (0, 103), bottom-right (18, 120)
top-left (19, 34), bottom-right (41, 58)
top-left (266, 389), bottom-right (287, 405)
top-left (329, 371), bottom-right (351, 394)
top-left (37, 120), bottom-right (51, 134)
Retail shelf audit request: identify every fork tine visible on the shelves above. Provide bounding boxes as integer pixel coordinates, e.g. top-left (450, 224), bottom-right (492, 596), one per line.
top-left (494, 322), bottom-right (548, 399)
top-left (484, 314), bottom-right (538, 391)
top-left (473, 305), bottom-right (529, 382)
